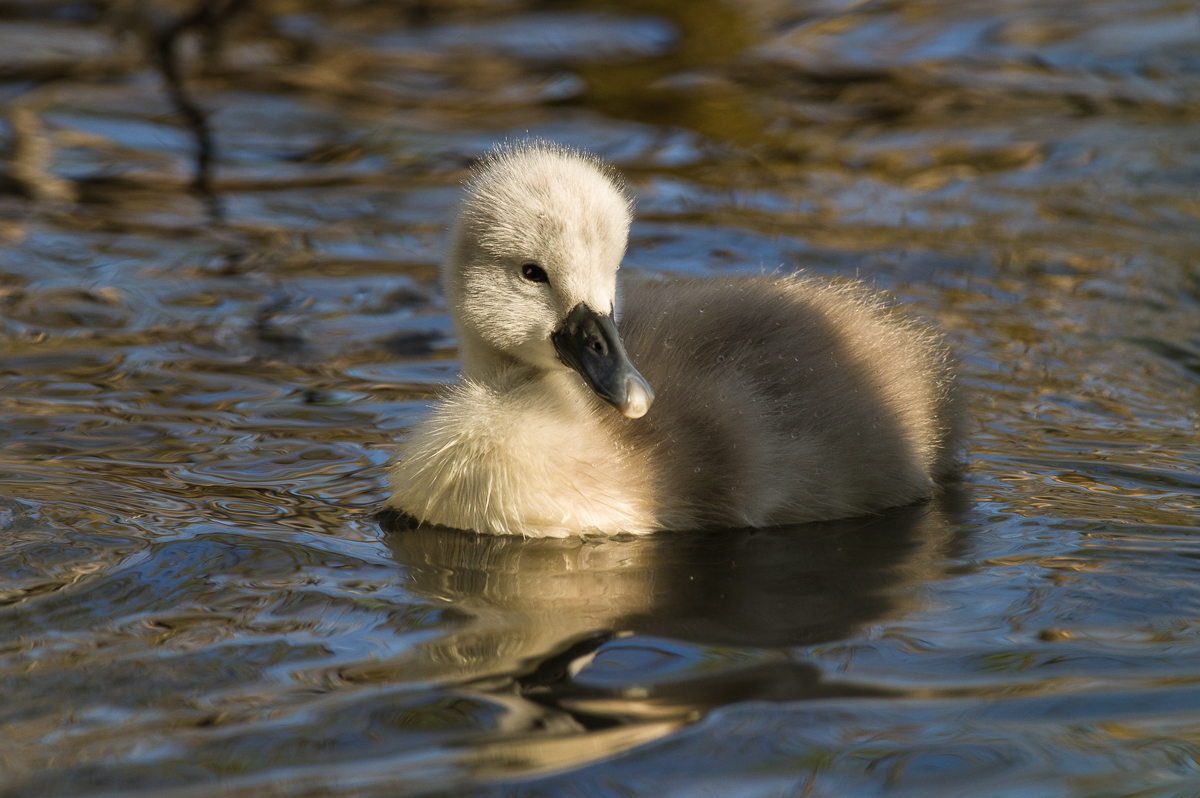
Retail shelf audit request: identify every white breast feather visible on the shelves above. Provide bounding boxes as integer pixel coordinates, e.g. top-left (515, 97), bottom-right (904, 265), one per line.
top-left (388, 375), bottom-right (659, 536)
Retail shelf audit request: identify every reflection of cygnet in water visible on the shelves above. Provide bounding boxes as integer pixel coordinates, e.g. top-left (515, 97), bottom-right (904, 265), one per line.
top-left (379, 520), bottom-right (661, 687)
top-left (387, 142), bottom-right (964, 537)
top-left (379, 494), bottom-right (967, 712)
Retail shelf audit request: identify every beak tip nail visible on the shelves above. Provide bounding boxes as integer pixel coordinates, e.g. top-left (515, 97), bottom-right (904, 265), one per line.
top-left (621, 382), bottom-right (653, 419)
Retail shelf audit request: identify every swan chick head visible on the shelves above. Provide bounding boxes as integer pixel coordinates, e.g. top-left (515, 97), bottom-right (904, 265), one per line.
top-left (446, 141), bottom-right (654, 418)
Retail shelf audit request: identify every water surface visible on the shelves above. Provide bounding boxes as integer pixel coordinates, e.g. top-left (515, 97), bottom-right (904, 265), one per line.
top-left (1, 0), bottom-right (1199, 795)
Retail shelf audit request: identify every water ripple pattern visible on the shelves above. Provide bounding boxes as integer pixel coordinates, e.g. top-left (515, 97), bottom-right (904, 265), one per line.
top-left (0, 0), bottom-right (1198, 795)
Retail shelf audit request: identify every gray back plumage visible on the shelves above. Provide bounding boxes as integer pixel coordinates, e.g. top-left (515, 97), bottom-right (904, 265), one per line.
top-left (605, 274), bottom-right (963, 529)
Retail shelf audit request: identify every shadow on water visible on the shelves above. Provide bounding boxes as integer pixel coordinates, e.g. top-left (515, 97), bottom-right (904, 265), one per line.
top-left (379, 489), bottom-right (971, 731)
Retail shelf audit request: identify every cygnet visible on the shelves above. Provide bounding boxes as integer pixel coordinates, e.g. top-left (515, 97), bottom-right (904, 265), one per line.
top-left (387, 142), bottom-right (964, 536)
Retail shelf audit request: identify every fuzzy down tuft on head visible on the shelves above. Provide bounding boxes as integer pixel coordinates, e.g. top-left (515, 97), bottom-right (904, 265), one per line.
top-left (443, 142), bottom-right (637, 376)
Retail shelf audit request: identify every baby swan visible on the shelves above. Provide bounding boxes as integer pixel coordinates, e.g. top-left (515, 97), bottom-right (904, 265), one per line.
top-left (388, 142), bottom-right (964, 537)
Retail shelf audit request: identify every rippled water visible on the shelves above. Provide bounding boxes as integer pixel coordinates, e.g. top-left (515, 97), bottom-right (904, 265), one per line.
top-left (1, 0), bottom-right (1199, 795)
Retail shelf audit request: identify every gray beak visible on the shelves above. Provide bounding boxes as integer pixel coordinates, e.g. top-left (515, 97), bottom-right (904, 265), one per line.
top-left (551, 303), bottom-right (655, 418)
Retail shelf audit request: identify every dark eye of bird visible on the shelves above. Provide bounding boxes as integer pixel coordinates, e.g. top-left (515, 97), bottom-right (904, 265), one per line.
top-left (521, 263), bottom-right (549, 284)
